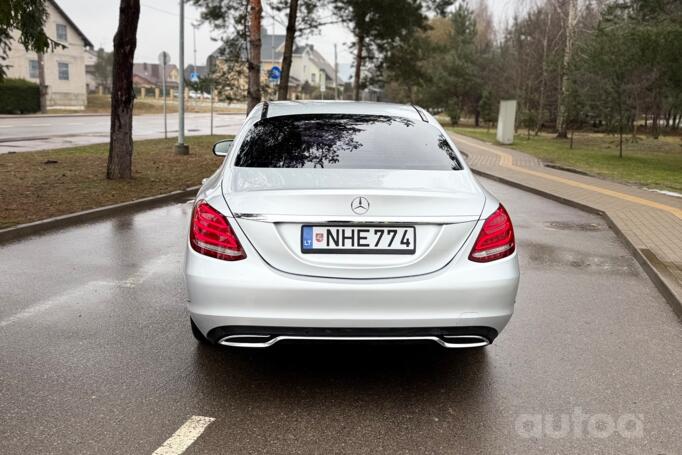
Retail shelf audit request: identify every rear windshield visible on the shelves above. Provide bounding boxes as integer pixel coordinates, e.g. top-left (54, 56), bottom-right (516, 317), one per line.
top-left (234, 114), bottom-right (462, 170)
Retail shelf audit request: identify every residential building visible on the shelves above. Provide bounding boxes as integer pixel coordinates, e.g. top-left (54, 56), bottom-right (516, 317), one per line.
top-left (132, 63), bottom-right (179, 89)
top-left (260, 30), bottom-right (339, 97)
top-left (84, 48), bottom-right (97, 93)
top-left (2, 0), bottom-right (93, 108)
top-left (210, 29), bottom-right (341, 100)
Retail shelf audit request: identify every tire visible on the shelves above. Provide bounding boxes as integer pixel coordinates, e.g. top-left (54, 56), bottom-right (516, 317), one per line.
top-left (190, 317), bottom-right (211, 344)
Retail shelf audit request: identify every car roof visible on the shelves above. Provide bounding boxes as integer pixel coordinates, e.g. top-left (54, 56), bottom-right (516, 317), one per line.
top-left (259, 101), bottom-right (426, 122)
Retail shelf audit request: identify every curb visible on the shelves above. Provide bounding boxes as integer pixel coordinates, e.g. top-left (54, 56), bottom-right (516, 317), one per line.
top-left (471, 168), bottom-right (682, 319)
top-left (0, 186), bottom-right (199, 244)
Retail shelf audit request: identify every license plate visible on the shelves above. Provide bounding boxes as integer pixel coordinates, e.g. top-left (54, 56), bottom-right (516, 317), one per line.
top-left (301, 225), bottom-right (416, 254)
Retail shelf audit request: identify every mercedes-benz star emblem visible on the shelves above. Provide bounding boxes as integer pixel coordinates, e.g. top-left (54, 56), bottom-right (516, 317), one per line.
top-left (351, 196), bottom-right (370, 215)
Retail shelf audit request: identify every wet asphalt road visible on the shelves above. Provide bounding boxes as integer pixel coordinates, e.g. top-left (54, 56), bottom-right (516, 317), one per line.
top-left (0, 113), bottom-right (245, 153)
top-left (0, 178), bottom-right (680, 454)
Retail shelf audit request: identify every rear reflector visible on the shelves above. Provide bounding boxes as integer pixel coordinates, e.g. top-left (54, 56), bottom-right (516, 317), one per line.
top-left (190, 200), bottom-right (246, 261)
top-left (469, 204), bottom-right (515, 262)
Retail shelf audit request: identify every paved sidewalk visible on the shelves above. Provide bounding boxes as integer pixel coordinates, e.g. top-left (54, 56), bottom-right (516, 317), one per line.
top-left (450, 131), bottom-right (682, 316)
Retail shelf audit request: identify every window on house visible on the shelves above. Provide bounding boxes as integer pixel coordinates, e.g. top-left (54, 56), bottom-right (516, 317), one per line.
top-left (56, 23), bottom-right (67, 41)
top-left (311, 73), bottom-right (316, 83)
top-left (29, 60), bottom-right (39, 79)
top-left (58, 63), bottom-right (69, 80)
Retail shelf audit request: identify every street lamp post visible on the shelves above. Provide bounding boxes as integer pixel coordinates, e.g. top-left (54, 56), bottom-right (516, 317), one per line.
top-left (162, 56), bottom-right (167, 139)
top-left (334, 44), bottom-right (338, 100)
top-left (159, 51), bottom-right (170, 139)
top-left (208, 55), bottom-right (215, 136)
top-left (175, 0), bottom-right (189, 155)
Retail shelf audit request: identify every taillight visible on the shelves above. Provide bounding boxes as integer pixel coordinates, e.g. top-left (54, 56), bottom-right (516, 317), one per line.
top-left (190, 200), bottom-right (246, 261)
top-left (469, 204), bottom-right (515, 263)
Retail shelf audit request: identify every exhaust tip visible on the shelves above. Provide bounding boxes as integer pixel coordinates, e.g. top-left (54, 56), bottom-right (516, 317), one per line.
top-left (439, 335), bottom-right (490, 348)
top-left (218, 334), bottom-right (276, 348)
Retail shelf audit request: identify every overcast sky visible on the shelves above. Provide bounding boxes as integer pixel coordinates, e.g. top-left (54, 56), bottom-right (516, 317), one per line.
top-left (58, 0), bottom-right (525, 78)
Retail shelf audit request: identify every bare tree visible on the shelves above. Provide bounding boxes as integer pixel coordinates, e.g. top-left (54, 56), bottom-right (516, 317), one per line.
top-left (107, 0), bottom-right (140, 180)
top-left (535, 4), bottom-right (553, 135)
top-left (333, 0), bottom-right (427, 102)
top-left (246, 0), bottom-right (262, 113)
top-left (352, 28), bottom-right (365, 101)
top-left (556, 0), bottom-right (577, 138)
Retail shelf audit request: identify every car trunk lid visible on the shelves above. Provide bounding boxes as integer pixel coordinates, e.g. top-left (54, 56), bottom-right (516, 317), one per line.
top-left (224, 168), bottom-right (485, 279)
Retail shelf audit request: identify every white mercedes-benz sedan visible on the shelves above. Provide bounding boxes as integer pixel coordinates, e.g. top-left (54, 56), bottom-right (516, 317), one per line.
top-left (184, 101), bottom-right (519, 349)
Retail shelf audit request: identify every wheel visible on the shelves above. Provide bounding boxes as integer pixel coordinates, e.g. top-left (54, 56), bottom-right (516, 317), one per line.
top-left (190, 317), bottom-right (211, 344)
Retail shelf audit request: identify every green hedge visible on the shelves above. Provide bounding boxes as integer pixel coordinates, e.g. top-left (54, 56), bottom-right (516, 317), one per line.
top-left (0, 78), bottom-right (40, 114)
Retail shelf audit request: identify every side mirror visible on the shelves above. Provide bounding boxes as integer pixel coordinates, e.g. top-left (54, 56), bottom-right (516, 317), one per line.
top-left (212, 139), bottom-right (234, 157)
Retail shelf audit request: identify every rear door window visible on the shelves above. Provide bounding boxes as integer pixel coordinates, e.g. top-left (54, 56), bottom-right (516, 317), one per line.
top-left (234, 114), bottom-right (462, 170)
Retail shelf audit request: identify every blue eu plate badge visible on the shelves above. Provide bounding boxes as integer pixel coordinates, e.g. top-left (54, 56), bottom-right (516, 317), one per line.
top-left (302, 226), bottom-right (313, 249)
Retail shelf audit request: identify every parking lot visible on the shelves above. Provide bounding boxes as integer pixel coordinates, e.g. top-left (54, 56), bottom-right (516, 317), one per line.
top-left (0, 178), bottom-right (679, 454)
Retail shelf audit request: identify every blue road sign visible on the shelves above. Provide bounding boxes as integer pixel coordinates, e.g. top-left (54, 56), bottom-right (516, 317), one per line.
top-left (190, 71), bottom-right (200, 82)
top-left (268, 66), bottom-right (281, 81)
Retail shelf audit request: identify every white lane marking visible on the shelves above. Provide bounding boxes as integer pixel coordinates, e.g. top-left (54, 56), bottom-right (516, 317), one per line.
top-left (152, 416), bottom-right (215, 455)
top-left (119, 254), bottom-right (174, 288)
top-left (0, 280), bottom-right (112, 328)
top-left (0, 254), bottom-right (175, 327)
top-left (0, 125), bottom-right (14, 128)
top-left (27, 123), bottom-right (51, 127)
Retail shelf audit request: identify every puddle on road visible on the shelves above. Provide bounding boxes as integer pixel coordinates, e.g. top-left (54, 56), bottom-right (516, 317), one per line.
top-left (544, 221), bottom-right (606, 232)
top-left (521, 241), bottom-right (638, 275)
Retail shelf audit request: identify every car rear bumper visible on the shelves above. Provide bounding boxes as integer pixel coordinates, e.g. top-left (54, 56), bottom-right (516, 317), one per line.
top-left (185, 245), bottom-right (520, 339)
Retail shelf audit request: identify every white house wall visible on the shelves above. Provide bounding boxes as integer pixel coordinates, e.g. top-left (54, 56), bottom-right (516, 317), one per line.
top-left (4, 2), bottom-right (88, 108)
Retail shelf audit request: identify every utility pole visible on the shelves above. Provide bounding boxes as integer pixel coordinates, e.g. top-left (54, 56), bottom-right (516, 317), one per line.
top-left (159, 51), bottom-right (170, 139)
top-left (162, 57), bottom-right (167, 138)
top-left (192, 23), bottom-right (198, 72)
top-left (175, 0), bottom-right (189, 154)
top-left (191, 22), bottom-right (198, 110)
top-left (334, 44), bottom-right (338, 100)
top-left (208, 56), bottom-right (215, 136)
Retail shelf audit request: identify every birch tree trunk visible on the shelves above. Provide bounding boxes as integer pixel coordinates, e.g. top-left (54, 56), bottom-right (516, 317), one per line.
top-left (556, 0), bottom-right (577, 139)
top-left (535, 6), bottom-right (552, 136)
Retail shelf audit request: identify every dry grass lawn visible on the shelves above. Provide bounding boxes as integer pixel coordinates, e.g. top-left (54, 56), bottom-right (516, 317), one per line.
top-left (0, 135), bottom-right (231, 229)
top-left (449, 126), bottom-right (682, 193)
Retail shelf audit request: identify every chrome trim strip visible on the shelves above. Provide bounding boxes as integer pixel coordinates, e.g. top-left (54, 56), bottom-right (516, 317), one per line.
top-left (218, 334), bottom-right (490, 349)
top-left (233, 213), bottom-right (479, 225)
